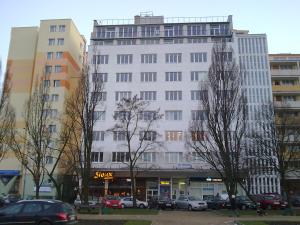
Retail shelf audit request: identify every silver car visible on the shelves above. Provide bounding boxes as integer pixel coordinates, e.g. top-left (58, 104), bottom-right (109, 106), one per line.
top-left (120, 197), bottom-right (148, 208)
top-left (175, 196), bottom-right (207, 211)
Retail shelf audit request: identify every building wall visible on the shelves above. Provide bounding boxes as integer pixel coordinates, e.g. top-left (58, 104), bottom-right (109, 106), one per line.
top-left (2, 19), bottom-right (85, 198)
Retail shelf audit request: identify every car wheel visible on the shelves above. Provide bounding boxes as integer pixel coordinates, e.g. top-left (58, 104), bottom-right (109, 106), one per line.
top-left (139, 204), bottom-right (145, 209)
top-left (188, 205), bottom-right (192, 211)
top-left (39, 221), bottom-right (52, 225)
top-left (121, 204), bottom-right (125, 208)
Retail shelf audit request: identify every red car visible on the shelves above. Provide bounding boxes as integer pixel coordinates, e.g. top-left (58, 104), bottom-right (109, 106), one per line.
top-left (257, 194), bottom-right (287, 210)
top-left (102, 195), bottom-right (122, 208)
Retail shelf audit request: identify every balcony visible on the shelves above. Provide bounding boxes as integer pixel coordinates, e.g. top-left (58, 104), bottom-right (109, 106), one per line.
top-left (271, 69), bottom-right (300, 77)
top-left (272, 85), bottom-right (300, 93)
top-left (274, 101), bottom-right (300, 109)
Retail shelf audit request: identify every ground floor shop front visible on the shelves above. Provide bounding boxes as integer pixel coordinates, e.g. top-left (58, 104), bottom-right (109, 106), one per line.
top-left (88, 169), bottom-right (242, 201)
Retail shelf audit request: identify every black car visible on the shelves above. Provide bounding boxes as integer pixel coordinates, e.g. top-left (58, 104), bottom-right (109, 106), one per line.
top-left (149, 197), bottom-right (176, 210)
top-left (0, 199), bottom-right (77, 225)
top-left (225, 196), bottom-right (257, 210)
top-left (292, 196), bottom-right (300, 207)
top-left (204, 196), bottom-right (226, 210)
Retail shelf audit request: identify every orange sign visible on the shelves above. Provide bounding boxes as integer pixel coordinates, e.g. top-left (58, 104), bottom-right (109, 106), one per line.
top-left (94, 171), bottom-right (113, 180)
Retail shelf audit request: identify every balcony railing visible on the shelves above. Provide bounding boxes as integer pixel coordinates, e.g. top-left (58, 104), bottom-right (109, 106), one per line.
top-left (271, 69), bottom-right (300, 76)
top-left (274, 101), bottom-right (300, 109)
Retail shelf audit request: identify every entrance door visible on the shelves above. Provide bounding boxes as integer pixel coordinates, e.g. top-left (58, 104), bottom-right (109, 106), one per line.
top-left (146, 189), bottom-right (158, 201)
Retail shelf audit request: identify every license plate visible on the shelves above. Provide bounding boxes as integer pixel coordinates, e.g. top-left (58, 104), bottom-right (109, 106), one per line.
top-left (166, 203), bottom-right (171, 206)
top-left (274, 202), bottom-right (280, 204)
top-left (69, 215), bottom-right (75, 220)
top-left (113, 204), bottom-right (117, 207)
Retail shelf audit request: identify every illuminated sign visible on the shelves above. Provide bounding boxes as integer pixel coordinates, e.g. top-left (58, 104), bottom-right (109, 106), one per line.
top-left (206, 177), bottom-right (222, 182)
top-left (160, 181), bottom-right (170, 185)
top-left (94, 171), bottom-right (113, 180)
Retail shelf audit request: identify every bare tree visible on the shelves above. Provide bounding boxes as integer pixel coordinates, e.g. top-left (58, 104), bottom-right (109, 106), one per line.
top-left (12, 76), bottom-right (54, 199)
top-left (187, 42), bottom-right (247, 210)
top-left (110, 95), bottom-right (162, 207)
top-left (64, 65), bottom-right (104, 204)
top-left (251, 102), bottom-right (300, 209)
top-left (0, 72), bottom-right (15, 161)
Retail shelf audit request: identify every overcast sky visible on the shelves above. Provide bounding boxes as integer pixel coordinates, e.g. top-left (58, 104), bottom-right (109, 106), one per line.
top-left (1, 0), bottom-right (299, 76)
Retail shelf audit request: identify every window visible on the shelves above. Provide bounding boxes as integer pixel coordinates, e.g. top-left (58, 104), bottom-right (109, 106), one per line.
top-left (140, 39), bottom-right (160, 45)
top-left (191, 131), bottom-right (205, 141)
top-left (191, 71), bottom-right (207, 81)
top-left (57, 38), bottom-right (64, 45)
top-left (190, 152), bottom-right (203, 162)
top-left (113, 131), bottom-right (127, 141)
top-left (43, 94), bottom-right (50, 102)
top-left (114, 111), bottom-right (130, 120)
top-left (210, 24), bottom-right (229, 36)
top-left (191, 90), bottom-right (208, 100)
top-left (165, 72), bottom-right (182, 81)
top-left (141, 152), bottom-right (157, 162)
top-left (0, 203), bottom-right (24, 214)
top-left (116, 73), bottom-right (132, 82)
top-left (139, 131), bottom-right (157, 141)
top-left (44, 109), bottom-right (58, 118)
top-left (215, 52), bottom-right (232, 62)
top-left (141, 26), bottom-right (160, 37)
top-left (46, 156), bottom-right (53, 164)
top-left (45, 65), bottom-right (52, 74)
top-left (165, 53), bottom-right (182, 63)
top-left (115, 91), bottom-right (131, 101)
top-left (141, 72), bottom-right (157, 82)
top-left (112, 152), bottom-right (129, 162)
top-left (165, 152), bottom-right (183, 163)
top-left (58, 25), bottom-right (66, 32)
top-left (139, 111), bottom-right (157, 121)
top-left (164, 25), bottom-right (183, 37)
top-left (51, 94), bottom-right (59, 101)
top-left (117, 54), bottom-right (133, 64)
top-left (119, 26), bottom-right (137, 37)
top-left (191, 110), bottom-right (207, 120)
top-left (140, 91), bottom-right (156, 101)
top-left (187, 25), bottom-right (206, 36)
top-left (96, 27), bottom-right (115, 38)
top-left (165, 91), bottom-right (182, 100)
top-left (48, 38), bottom-right (55, 46)
top-left (92, 92), bottom-right (107, 102)
top-left (191, 52), bottom-right (207, 63)
top-left (50, 25), bottom-right (56, 32)
top-left (165, 131), bottom-right (183, 141)
top-left (44, 80), bottom-right (50, 87)
top-left (54, 65), bottom-right (62, 73)
top-left (53, 80), bottom-right (61, 87)
top-left (92, 73), bottom-right (108, 82)
top-left (56, 52), bottom-right (63, 59)
top-left (141, 54), bottom-right (157, 64)
top-left (164, 38), bottom-right (184, 44)
top-left (117, 39), bottom-right (136, 45)
top-left (93, 131), bottom-right (105, 141)
top-left (22, 203), bottom-right (43, 213)
top-left (47, 52), bottom-right (53, 60)
top-left (94, 111), bottom-right (105, 121)
top-left (93, 55), bottom-right (109, 64)
top-left (48, 125), bottom-right (57, 133)
top-left (188, 38), bottom-right (208, 43)
top-left (91, 152), bottom-right (103, 162)
top-left (165, 111), bottom-right (182, 120)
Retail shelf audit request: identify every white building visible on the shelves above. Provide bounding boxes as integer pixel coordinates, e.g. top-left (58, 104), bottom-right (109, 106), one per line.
top-left (87, 14), bottom-right (279, 200)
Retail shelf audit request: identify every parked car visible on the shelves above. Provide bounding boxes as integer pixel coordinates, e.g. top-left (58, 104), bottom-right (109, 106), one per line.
top-left (0, 199), bottom-right (77, 225)
top-left (102, 195), bottom-right (122, 209)
top-left (73, 197), bottom-right (98, 209)
top-left (175, 196), bottom-right (207, 211)
top-left (0, 198), bottom-right (5, 208)
top-left (292, 196), bottom-right (300, 207)
top-left (120, 197), bottom-right (148, 208)
top-left (2, 194), bottom-right (20, 205)
top-left (204, 196), bottom-right (226, 210)
top-left (148, 196), bottom-right (176, 210)
top-left (257, 194), bottom-right (287, 210)
top-left (225, 196), bottom-right (257, 210)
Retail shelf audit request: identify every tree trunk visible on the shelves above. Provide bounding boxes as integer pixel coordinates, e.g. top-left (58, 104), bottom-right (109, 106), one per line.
top-left (130, 165), bottom-right (137, 208)
top-left (34, 179), bottom-right (40, 199)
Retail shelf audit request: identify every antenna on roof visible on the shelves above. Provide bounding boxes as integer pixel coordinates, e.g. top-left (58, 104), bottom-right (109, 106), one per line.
top-left (140, 11), bottom-right (154, 17)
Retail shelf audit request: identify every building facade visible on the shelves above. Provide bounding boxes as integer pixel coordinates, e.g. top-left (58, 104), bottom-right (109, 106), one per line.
top-left (88, 14), bottom-right (278, 201)
top-left (2, 19), bottom-right (85, 199)
top-left (270, 54), bottom-right (300, 194)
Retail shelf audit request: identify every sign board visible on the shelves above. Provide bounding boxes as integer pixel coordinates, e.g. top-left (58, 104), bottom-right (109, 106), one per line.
top-left (94, 171), bottom-right (113, 180)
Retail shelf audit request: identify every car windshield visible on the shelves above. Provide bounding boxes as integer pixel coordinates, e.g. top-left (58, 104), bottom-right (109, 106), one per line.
top-left (106, 196), bottom-right (120, 200)
top-left (188, 196), bottom-right (201, 201)
top-left (264, 196), bottom-right (274, 200)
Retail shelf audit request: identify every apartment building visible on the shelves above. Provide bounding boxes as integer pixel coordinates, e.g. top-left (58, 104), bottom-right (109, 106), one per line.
top-left (88, 14), bottom-right (278, 200)
top-left (2, 19), bottom-right (85, 199)
top-left (270, 54), bottom-right (300, 194)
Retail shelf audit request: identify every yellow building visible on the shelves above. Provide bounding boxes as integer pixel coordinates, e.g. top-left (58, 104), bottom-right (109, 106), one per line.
top-left (1, 19), bottom-right (85, 199)
top-left (270, 53), bottom-right (300, 194)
